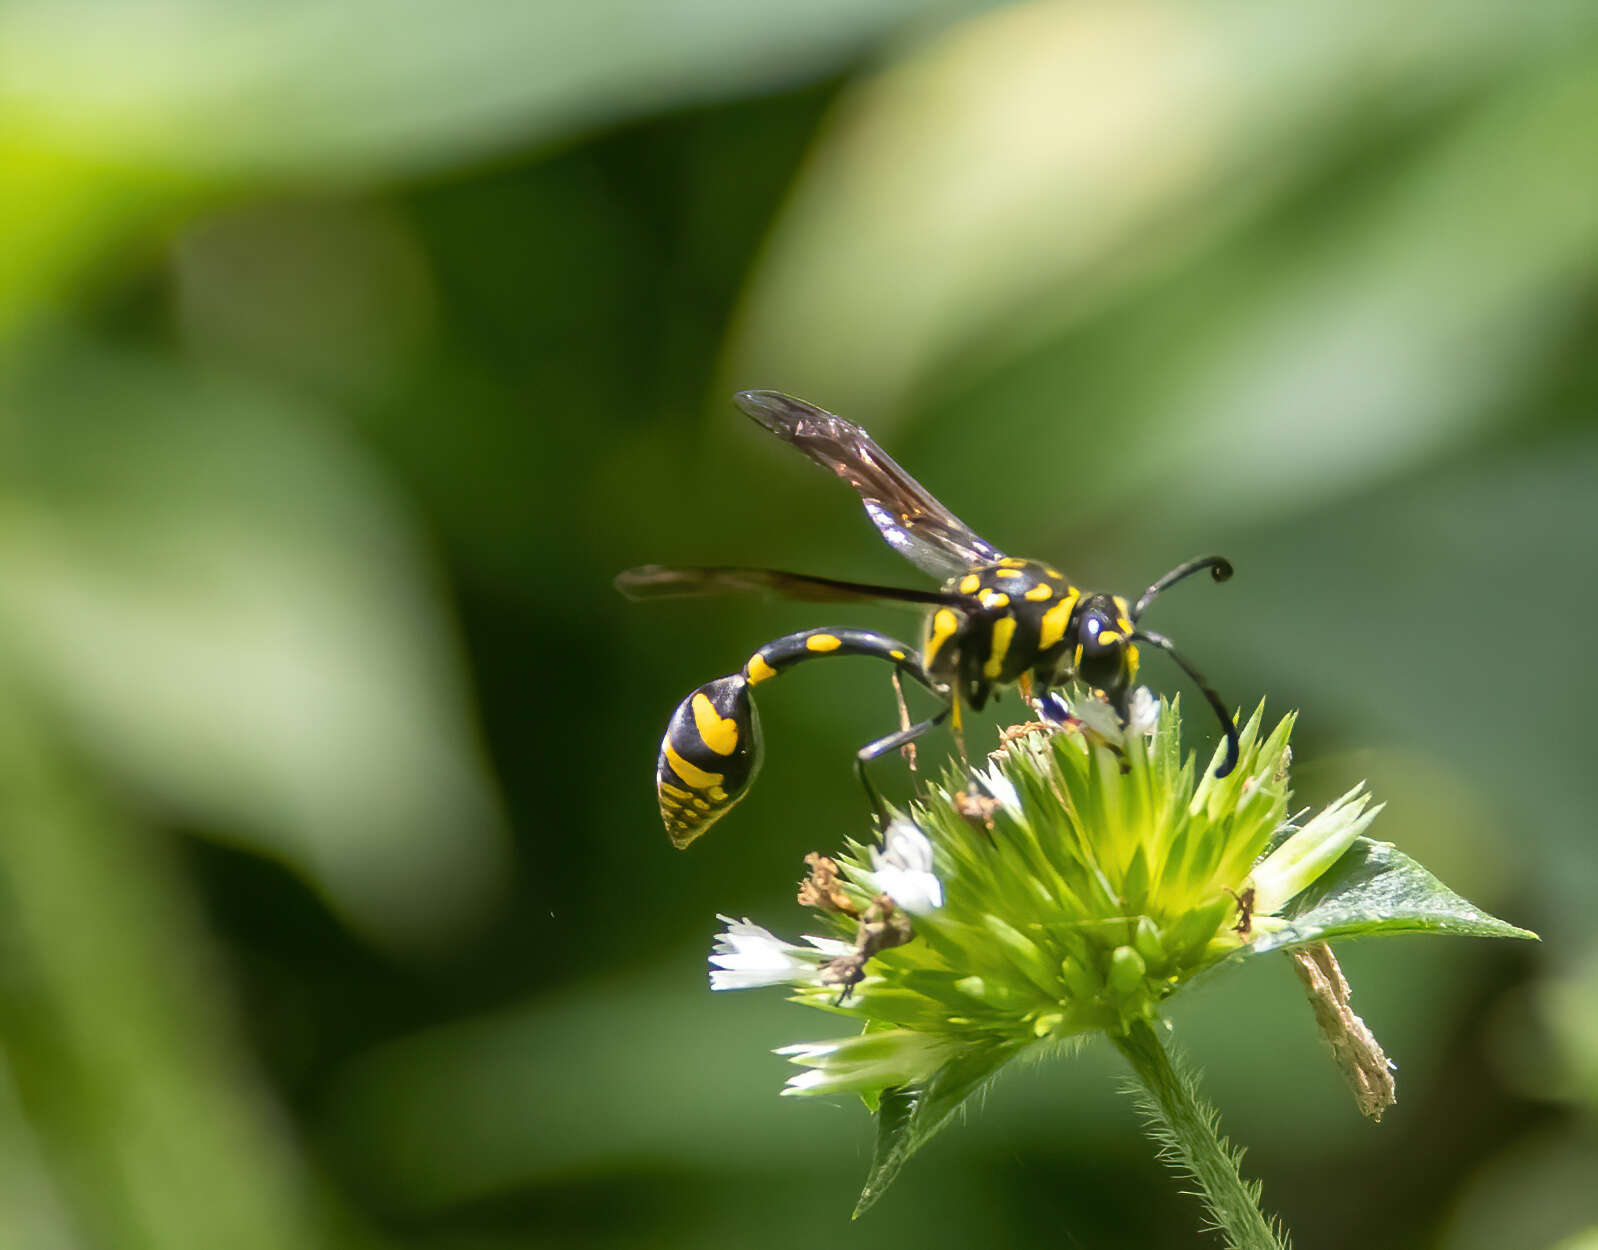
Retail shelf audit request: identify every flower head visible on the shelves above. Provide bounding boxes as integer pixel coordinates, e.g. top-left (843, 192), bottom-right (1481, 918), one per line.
top-left (703, 687), bottom-right (1534, 1212)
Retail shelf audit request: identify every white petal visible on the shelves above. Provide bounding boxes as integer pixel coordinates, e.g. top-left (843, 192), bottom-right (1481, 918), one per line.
top-left (708, 915), bottom-right (821, 990)
top-left (866, 819), bottom-right (944, 914)
top-left (780, 1069), bottom-right (835, 1095)
top-left (1127, 687), bottom-right (1159, 735)
top-left (977, 766), bottom-right (1022, 816)
top-left (871, 865), bottom-right (943, 915)
top-left (776, 1028), bottom-right (960, 1096)
top-left (878, 817), bottom-right (935, 872)
top-left (774, 1040), bottom-right (839, 1058)
top-left (711, 967), bottom-right (798, 991)
top-left (802, 934), bottom-right (855, 957)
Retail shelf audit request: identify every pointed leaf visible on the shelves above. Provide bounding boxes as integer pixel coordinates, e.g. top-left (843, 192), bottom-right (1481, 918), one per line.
top-left (1246, 837), bottom-right (1536, 955)
top-left (854, 1041), bottom-right (1019, 1218)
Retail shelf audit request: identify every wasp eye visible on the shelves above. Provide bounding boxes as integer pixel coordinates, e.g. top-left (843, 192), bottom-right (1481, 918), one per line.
top-left (1078, 610), bottom-right (1120, 655)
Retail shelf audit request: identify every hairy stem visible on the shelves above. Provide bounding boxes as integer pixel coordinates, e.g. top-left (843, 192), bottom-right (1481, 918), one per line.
top-left (1111, 1019), bottom-right (1289, 1250)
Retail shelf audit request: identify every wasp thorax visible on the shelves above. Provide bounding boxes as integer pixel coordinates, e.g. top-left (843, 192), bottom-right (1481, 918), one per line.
top-left (919, 559), bottom-right (1086, 710)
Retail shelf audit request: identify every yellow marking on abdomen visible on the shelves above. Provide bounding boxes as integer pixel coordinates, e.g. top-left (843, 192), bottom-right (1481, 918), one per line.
top-left (691, 692), bottom-right (739, 756)
top-left (1126, 643), bottom-right (1141, 681)
top-left (959, 573), bottom-right (981, 593)
top-left (979, 590), bottom-right (1009, 609)
top-left (925, 607), bottom-right (960, 668)
top-left (663, 742), bottom-right (724, 791)
top-left (995, 568), bottom-right (1022, 579)
top-left (889, 649), bottom-right (906, 661)
top-left (1025, 583), bottom-right (1053, 602)
top-left (745, 653), bottom-right (777, 684)
top-left (1098, 630), bottom-right (1121, 645)
top-left (984, 616), bottom-right (1017, 679)
top-left (1039, 593), bottom-right (1078, 650)
top-left (659, 782), bottom-right (692, 801)
top-left (806, 633), bottom-right (843, 652)
top-left (1000, 558), bottom-right (1027, 569)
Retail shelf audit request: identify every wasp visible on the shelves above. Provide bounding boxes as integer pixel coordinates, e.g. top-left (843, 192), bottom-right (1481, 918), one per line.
top-left (617, 391), bottom-right (1239, 848)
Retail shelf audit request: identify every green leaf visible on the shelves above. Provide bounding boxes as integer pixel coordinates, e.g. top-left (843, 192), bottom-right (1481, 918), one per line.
top-left (854, 1041), bottom-right (1019, 1218)
top-left (1247, 837), bottom-right (1537, 954)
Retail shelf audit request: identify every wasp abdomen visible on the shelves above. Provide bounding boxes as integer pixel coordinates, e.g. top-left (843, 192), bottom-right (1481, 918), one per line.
top-left (656, 674), bottom-right (762, 848)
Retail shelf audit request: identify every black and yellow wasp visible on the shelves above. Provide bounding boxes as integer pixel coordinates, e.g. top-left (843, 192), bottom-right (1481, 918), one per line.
top-left (617, 390), bottom-right (1239, 848)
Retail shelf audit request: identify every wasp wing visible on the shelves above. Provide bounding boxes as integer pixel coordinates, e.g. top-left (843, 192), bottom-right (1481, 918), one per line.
top-left (615, 564), bottom-right (961, 608)
top-left (734, 390), bottom-right (1006, 581)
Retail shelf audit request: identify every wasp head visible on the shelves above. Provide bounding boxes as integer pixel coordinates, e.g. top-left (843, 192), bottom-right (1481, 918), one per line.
top-left (1072, 593), bottom-right (1140, 700)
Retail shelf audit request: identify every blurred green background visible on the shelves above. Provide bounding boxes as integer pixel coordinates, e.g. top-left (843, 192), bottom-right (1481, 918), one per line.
top-left (0, 1), bottom-right (1595, 1247)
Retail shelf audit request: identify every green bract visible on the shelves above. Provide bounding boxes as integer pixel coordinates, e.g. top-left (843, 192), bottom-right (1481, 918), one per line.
top-left (709, 692), bottom-right (1535, 1216)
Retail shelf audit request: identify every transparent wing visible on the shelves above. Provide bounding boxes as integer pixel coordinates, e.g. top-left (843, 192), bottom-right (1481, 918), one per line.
top-left (615, 564), bottom-right (961, 608)
top-left (734, 390), bottom-right (1006, 581)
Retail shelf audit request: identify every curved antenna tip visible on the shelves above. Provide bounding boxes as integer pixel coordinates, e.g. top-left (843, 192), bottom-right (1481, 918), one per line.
top-left (1212, 723), bottom-right (1241, 777)
top-left (1133, 555), bottom-right (1235, 621)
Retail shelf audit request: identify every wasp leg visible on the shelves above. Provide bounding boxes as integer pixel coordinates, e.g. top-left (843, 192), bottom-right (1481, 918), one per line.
top-left (855, 705), bottom-right (951, 826)
top-left (890, 668), bottom-right (918, 775)
top-left (949, 697), bottom-right (968, 765)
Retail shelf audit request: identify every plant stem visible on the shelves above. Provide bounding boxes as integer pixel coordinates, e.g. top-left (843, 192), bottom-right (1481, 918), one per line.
top-left (1111, 1018), bottom-right (1289, 1250)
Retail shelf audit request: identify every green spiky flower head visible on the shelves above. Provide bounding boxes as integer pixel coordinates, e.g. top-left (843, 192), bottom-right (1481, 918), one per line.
top-left (709, 689), bottom-right (1534, 1214)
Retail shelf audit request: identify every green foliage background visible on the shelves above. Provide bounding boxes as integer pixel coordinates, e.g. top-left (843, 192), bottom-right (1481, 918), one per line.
top-left (0, 2), bottom-right (1594, 1247)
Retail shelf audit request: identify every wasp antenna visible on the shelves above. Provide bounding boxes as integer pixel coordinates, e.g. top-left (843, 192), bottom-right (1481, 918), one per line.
top-left (1131, 628), bottom-right (1239, 778)
top-left (1132, 556), bottom-right (1233, 622)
